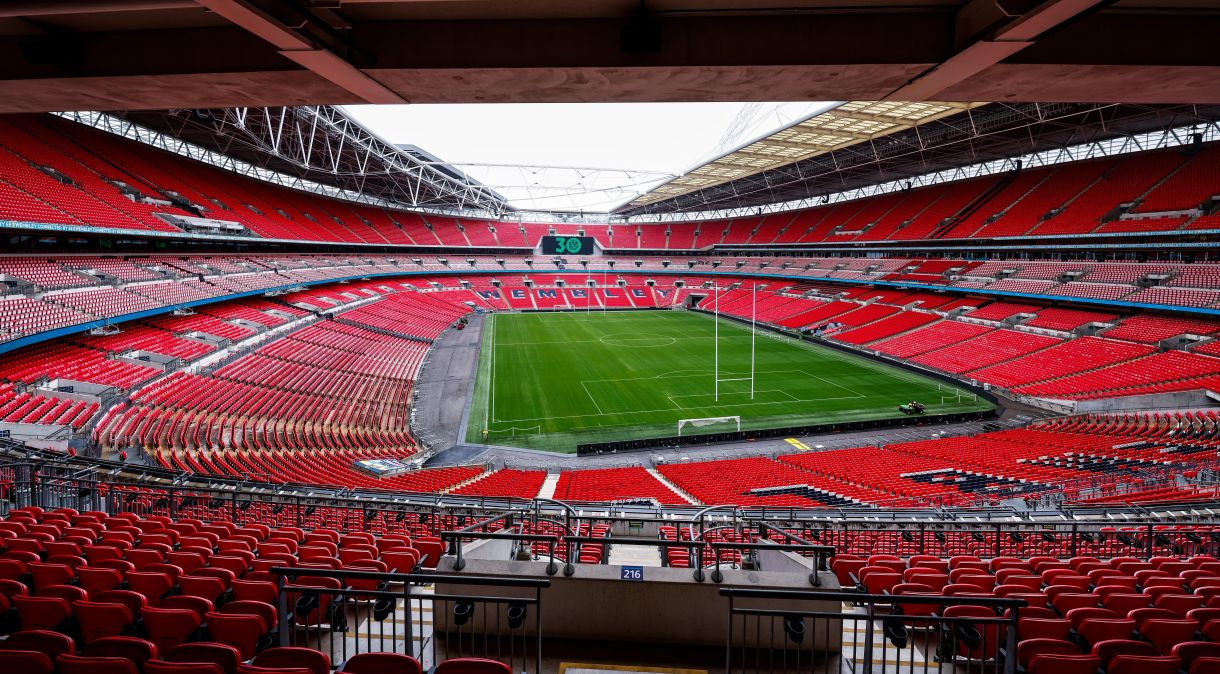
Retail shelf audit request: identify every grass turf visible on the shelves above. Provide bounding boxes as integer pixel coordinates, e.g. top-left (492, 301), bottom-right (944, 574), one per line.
top-left (465, 310), bottom-right (993, 452)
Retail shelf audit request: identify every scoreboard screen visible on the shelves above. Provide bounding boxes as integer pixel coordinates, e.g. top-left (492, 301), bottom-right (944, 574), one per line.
top-left (541, 235), bottom-right (595, 256)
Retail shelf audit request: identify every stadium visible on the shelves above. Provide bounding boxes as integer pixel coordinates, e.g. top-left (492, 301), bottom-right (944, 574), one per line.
top-left (0, 2), bottom-right (1219, 673)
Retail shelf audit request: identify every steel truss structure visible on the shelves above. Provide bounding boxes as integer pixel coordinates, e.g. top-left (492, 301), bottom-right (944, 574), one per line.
top-left (617, 103), bottom-right (1220, 219)
top-left (115, 106), bottom-right (509, 215)
top-left (61, 103), bottom-right (1220, 227)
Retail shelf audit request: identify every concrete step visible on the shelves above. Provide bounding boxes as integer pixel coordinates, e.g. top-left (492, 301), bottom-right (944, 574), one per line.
top-left (537, 472), bottom-right (560, 499)
top-left (646, 467), bottom-right (700, 504)
top-left (607, 541), bottom-right (663, 567)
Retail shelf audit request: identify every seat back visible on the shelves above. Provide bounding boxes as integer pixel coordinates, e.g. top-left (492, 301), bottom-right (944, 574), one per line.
top-left (1108, 655), bottom-right (1181, 674)
top-left (340, 652), bottom-right (423, 674)
top-left (145, 660), bottom-right (226, 674)
top-left (165, 643), bottom-right (242, 674)
top-left (434, 658), bottom-right (514, 674)
top-left (0, 650), bottom-right (54, 674)
top-left (205, 612), bottom-right (266, 660)
top-left (251, 647), bottom-right (330, 674)
top-left (56, 654), bottom-right (141, 674)
top-left (141, 607), bottom-right (203, 653)
top-left (75, 601), bottom-right (134, 644)
top-left (13, 595), bottom-right (71, 630)
top-left (83, 637), bottom-right (158, 668)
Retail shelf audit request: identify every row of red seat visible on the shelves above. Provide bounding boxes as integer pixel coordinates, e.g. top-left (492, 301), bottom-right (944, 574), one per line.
top-left (833, 551), bottom-right (1220, 674)
top-left (1, 114), bottom-right (1216, 245)
top-left (0, 504), bottom-right (526, 674)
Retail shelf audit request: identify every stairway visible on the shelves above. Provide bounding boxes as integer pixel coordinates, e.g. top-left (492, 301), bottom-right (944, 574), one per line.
top-left (646, 467), bottom-right (700, 504)
top-left (607, 541), bottom-right (663, 567)
top-left (536, 472), bottom-right (559, 499)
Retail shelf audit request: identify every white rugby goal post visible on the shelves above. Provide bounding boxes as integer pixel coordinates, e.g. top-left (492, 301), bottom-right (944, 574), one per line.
top-left (677, 415), bottom-right (741, 436)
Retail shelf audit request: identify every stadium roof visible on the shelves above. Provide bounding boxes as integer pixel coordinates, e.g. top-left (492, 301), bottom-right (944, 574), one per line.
top-left (86, 100), bottom-right (1219, 220)
top-left (1, 0), bottom-right (1219, 113)
top-left (342, 102), bottom-right (833, 212)
top-left (629, 101), bottom-right (984, 207)
top-left (615, 102), bottom-right (1220, 216)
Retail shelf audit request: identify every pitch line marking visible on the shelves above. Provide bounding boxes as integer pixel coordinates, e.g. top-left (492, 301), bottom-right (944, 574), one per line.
top-left (580, 380), bottom-right (606, 415)
top-left (492, 392), bottom-right (870, 424)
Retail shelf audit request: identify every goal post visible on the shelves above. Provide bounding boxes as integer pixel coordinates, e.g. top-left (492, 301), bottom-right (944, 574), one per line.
top-left (936, 383), bottom-right (978, 405)
top-left (677, 416), bottom-right (741, 436)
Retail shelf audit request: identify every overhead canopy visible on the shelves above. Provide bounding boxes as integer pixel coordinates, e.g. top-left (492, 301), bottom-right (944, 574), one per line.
top-left (0, 0), bottom-right (1219, 112)
top-left (630, 101), bottom-right (983, 207)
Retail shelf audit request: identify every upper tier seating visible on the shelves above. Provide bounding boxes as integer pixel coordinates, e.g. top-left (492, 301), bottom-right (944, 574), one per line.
top-left (910, 328), bottom-right (1061, 374)
top-left (871, 321), bottom-right (994, 358)
top-left (449, 469), bottom-right (548, 499)
top-left (0, 114), bottom-right (1215, 246)
top-left (1014, 351), bottom-right (1220, 399)
top-left (551, 467), bottom-right (687, 505)
top-left (658, 457), bottom-right (895, 507)
top-left (970, 337), bottom-right (1155, 388)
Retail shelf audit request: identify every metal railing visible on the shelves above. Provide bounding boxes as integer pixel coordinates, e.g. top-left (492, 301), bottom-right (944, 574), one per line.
top-left (721, 588), bottom-right (1024, 674)
top-left (4, 451), bottom-right (1220, 562)
top-left (270, 566), bottom-right (548, 674)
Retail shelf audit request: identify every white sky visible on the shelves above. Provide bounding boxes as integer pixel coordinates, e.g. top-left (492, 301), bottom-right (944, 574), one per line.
top-left (342, 102), bottom-right (837, 212)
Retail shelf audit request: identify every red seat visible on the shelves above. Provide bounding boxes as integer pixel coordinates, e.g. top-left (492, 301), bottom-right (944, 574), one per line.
top-left (179, 576), bottom-right (227, 604)
top-left (232, 580), bottom-right (277, 605)
top-left (128, 572), bottom-right (174, 606)
top-left (78, 568), bottom-right (124, 595)
top-left (165, 643), bottom-right (242, 674)
top-left (1108, 655), bottom-right (1181, 674)
top-left (1103, 593), bottom-right (1152, 615)
top-left (205, 612), bottom-right (267, 660)
top-left (0, 650), bottom-right (54, 674)
top-left (1017, 638), bottom-right (1080, 670)
top-left (83, 636), bottom-right (158, 670)
top-left (159, 595), bottom-right (214, 620)
top-left (236, 664), bottom-right (313, 674)
top-left (1173, 642), bottom-right (1220, 673)
top-left (1078, 618), bottom-right (1135, 645)
top-left (380, 550), bottom-right (420, 575)
top-left (942, 605), bottom-right (1001, 660)
top-left (75, 601), bottom-right (134, 644)
top-left (28, 562), bottom-right (74, 589)
top-left (142, 606), bottom-right (203, 653)
top-left (1065, 606), bottom-right (1117, 630)
top-left (1156, 594), bottom-right (1205, 616)
top-left (1027, 654), bottom-right (1099, 674)
top-left (0, 629), bottom-right (75, 661)
top-left (13, 595), bottom-right (71, 630)
top-left (1018, 614), bottom-right (1071, 641)
top-left (1141, 619), bottom-right (1200, 654)
top-left (338, 652), bottom-right (423, 674)
top-left (434, 659), bottom-right (513, 674)
top-left (287, 577), bottom-right (341, 627)
top-left (248, 647), bottom-right (330, 674)
top-left (146, 661), bottom-right (225, 674)
top-left (1191, 658), bottom-right (1220, 674)
top-left (57, 654), bottom-right (140, 674)
top-left (1092, 639), bottom-right (1157, 666)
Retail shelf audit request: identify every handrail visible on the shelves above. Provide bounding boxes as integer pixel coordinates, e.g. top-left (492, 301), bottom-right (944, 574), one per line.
top-left (268, 565), bottom-right (551, 588)
top-left (718, 587), bottom-right (1026, 608)
top-left (440, 528), bottom-right (566, 575)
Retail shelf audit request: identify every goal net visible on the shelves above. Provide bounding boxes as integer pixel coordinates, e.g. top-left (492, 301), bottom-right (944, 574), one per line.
top-left (677, 416), bottom-right (741, 436)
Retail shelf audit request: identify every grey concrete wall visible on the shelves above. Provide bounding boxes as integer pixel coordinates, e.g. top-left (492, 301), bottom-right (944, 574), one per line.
top-left (1074, 389), bottom-right (1218, 413)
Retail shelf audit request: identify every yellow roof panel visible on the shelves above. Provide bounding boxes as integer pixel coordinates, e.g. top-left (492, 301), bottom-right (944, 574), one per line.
top-left (628, 100), bottom-right (982, 208)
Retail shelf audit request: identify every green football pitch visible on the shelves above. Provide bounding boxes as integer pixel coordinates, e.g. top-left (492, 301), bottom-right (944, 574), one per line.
top-left (465, 310), bottom-right (993, 452)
